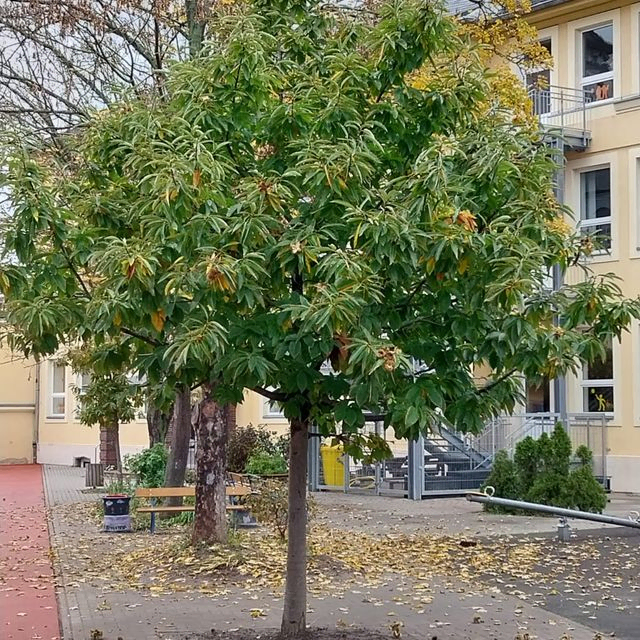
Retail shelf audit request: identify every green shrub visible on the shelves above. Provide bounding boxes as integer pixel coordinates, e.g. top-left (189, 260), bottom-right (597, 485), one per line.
top-left (245, 451), bottom-right (288, 475)
top-left (484, 422), bottom-right (606, 514)
top-left (563, 466), bottom-right (607, 512)
top-left (513, 436), bottom-right (539, 493)
top-left (124, 443), bottom-right (168, 487)
top-left (481, 450), bottom-right (520, 513)
top-left (227, 425), bottom-right (288, 473)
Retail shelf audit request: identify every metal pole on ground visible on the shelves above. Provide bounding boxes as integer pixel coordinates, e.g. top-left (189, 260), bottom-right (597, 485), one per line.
top-left (467, 488), bottom-right (640, 537)
top-left (307, 425), bottom-right (319, 492)
top-left (407, 435), bottom-right (424, 501)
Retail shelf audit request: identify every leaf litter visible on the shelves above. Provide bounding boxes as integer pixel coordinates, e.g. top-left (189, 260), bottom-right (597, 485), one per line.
top-left (49, 501), bottom-right (640, 640)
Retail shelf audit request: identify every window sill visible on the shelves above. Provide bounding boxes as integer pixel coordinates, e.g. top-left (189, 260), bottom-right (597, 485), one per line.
top-left (614, 94), bottom-right (640, 114)
top-left (579, 254), bottom-right (618, 265)
top-left (585, 98), bottom-right (615, 109)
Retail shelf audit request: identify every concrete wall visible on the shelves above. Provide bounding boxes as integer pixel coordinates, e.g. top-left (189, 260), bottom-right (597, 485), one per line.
top-left (236, 389), bottom-right (289, 436)
top-left (0, 346), bottom-right (36, 464)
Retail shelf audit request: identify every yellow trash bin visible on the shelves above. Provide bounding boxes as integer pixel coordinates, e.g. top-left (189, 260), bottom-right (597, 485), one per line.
top-left (320, 445), bottom-right (344, 486)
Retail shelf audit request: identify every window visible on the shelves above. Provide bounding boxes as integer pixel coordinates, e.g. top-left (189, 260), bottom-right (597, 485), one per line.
top-left (526, 377), bottom-right (550, 413)
top-left (263, 392), bottom-right (285, 418)
top-left (75, 372), bottom-right (91, 416)
top-left (582, 340), bottom-right (614, 413)
top-left (581, 23), bottom-right (614, 102)
top-left (127, 372), bottom-right (147, 420)
top-left (580, 167), bottom-right (611, 250)
top-left (526, 39), bottom-right (552, 115)
top-left (49, 362), bottom-right (66, 418)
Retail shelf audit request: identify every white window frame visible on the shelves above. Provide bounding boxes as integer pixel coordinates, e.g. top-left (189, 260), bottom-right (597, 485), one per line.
top-left (580, 21), bottom-right (615, 102)
top-left (48, 361), bottom-right (66, 419)
top-left (578, 165), bottom-right (612, 252)
top-left (524, 37), bottom-right (554, 116)
top-left (566, 153), bottom-right (618, 262)
top-left (74, 371), bottom-right (91, 418)
top-left (263, 388), bottom-right (285, 419)
top-left (568, 11), bottom-right (620, 106)
top-left (515, 27), bottom-right (557, 90)
top-left (580, 339), bottom-right (615, 415)
top-left (630, 147), bottom-right (640, 255)
top-left (632, 5), bottom-right (640, 96)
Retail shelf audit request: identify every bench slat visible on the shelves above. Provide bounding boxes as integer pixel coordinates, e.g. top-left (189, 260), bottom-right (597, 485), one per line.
top-left (135, 486), bottom-right (253, 498)
top-left (137, 506), bottom-right (194, 513)
top-left (135, 486), bottom-right (195, 498)
top-left (137, 505), bottom-right (248, 513)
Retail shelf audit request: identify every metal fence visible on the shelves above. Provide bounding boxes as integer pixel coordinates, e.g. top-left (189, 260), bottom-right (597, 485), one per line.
top-left (528, 84), bottom-right (591, 149)
top-left (308, 412), bottom-right (609, 499)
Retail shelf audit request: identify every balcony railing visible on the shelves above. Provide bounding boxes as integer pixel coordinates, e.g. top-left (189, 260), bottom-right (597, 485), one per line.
top-left (528, 84), bottom-right (591, 150)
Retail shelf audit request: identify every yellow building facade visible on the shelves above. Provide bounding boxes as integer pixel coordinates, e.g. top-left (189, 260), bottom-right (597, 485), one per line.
top-left (516, 0), bottom-right (640, 491)
top-left (0, 347), bottom-right (287, 466)
top-left (4, 0), bottom-right (640, 493)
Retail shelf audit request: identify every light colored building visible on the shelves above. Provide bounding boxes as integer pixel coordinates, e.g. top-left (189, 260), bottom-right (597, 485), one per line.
top-left (496, 0), bottom-right (640, 492)
top-left (0, 345), bottom-right (37, 464)
top-left (0, 347), bottom-right (288, 466)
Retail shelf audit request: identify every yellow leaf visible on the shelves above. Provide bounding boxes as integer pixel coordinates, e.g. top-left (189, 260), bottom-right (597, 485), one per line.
top-left (113, 311), bottom-right (122, 327)
top-left (151, 309), bottom-right (166, 332)
top-left (426, 257), bottom-right (436, 274)
top-left (457, 256), bottom-right (469, 275)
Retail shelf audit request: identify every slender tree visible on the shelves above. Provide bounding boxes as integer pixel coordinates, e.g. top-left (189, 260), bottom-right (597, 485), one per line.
top-left (2, 1), bottom-right (640, 636)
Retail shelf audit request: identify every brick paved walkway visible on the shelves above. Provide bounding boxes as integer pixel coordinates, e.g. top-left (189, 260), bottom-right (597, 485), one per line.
top-left (0, 465), bottom-right (60, 640)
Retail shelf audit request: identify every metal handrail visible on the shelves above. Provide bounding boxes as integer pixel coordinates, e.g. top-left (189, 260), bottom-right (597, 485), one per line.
top-left (528, 84), bottom-right (590, 137)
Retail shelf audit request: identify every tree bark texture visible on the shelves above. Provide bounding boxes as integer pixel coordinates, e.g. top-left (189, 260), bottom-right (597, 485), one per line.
top-left (100, 422), bottom-right (121, 471)
top-left (164, 387), bottom-right (192, 508)
top-left (147, 402), bottom-right (172, 447)
top-left (192, 387), bottom-right (229, 544)
top-left (185, 0), bottom-right (207, 57)
top-left (280, 414), bottom-right (309, 637)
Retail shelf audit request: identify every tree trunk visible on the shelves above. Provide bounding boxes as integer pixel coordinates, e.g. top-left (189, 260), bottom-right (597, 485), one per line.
top-left (147, 402), bottom-right (172, 447)
top-left (192, 385), bottom-right (229, 544)
top-left (185, 0), bottom-right (207, 57)
top-left (100, 421), bottom-right (121, 472)
top-left (280, 413), bottom-right (309, 637)
top-left (164, 388), bottom-right (192, 508)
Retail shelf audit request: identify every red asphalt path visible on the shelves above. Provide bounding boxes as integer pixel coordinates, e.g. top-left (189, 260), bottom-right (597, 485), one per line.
top-left (1, 465), bottom-right (60, 640)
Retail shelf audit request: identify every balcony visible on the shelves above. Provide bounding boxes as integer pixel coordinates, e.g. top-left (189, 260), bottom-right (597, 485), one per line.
top-left (528, 84), bottom-right (592, 151)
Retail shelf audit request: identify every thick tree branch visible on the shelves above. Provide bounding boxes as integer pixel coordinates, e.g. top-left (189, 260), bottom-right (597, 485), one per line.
top-left (477, 367), bottom-right (518, 395)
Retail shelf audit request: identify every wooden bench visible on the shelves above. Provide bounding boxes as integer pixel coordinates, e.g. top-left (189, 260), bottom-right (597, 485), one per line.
top-left (135, 485), bottom-right (254, 533)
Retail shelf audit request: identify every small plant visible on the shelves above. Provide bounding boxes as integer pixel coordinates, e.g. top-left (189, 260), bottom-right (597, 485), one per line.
top-left (481, 450), bottom-right (519, 514)
top-left (245, 451), bottom-right (288, 476)
top-left (227, 424), bottom-right (286, 473)
top-left (247, 480), bottom-right (316, 541)
top-left (124, 443), bottom-right (168, 487)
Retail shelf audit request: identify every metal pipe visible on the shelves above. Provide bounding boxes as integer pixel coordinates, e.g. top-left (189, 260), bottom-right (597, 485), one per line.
top-left (467, 488), bottom-right (640, 530)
